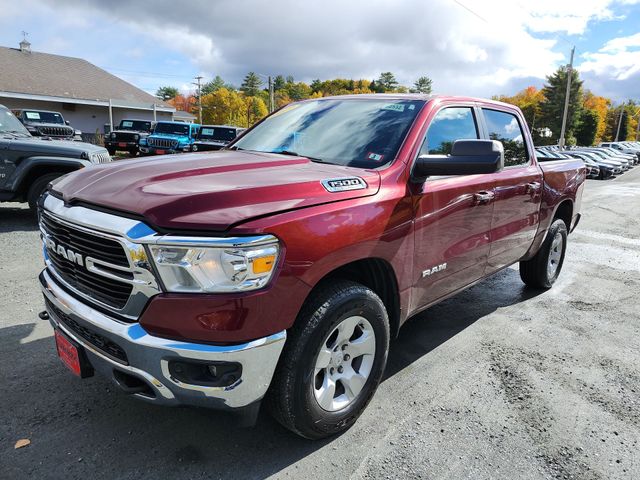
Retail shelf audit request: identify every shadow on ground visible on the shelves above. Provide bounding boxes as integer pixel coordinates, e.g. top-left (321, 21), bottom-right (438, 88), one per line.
top-left (1, 261), bottom-right (541, 480)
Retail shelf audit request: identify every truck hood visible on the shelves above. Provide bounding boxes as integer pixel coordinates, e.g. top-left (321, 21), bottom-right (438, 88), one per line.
top-left (51, 150), bottom-right (381, 231)
top-left (6, 136), bottom-right (106, 157)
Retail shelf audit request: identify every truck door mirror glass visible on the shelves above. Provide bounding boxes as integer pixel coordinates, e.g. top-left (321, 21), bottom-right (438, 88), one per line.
top-left (413, 139), bottom-right (504, 178)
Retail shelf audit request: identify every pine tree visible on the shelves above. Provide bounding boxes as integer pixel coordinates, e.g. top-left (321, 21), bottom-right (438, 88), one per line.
top-left (411, 76), bottom-right (433, 94)
top-left (376, 72), bottom-right (398, 92)
top-left (240, 72), bottom-right (263, 97)
top-left (539, 66), bottom-right (583, 143)
top-left (155, 86), bottom-right (179, 101)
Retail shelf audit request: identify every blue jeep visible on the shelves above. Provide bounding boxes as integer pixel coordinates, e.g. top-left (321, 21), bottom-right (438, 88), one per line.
top-left (139, 121), bottom-right (200, 155)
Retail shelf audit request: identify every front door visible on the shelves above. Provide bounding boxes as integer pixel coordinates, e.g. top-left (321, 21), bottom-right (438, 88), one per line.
top-left (411, 106), bottom-right (495, 311)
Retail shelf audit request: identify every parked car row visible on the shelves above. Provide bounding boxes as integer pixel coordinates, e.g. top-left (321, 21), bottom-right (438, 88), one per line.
top-left (106, 119), bottom-right (245, 157)
top-left (536, 142), bottom-right (640, 180)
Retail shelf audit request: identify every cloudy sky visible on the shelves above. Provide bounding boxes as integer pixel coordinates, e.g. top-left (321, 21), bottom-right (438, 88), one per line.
top-left (1, 0), bottom-right (638, 101)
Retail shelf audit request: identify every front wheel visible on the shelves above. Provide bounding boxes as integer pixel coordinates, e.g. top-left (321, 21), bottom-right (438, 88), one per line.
top-left (520, 218), bottom-right (568, 289)
top-left (267, 280), bottom-right (390, 439)
top-left (27, 173), bottom-right (63, 211)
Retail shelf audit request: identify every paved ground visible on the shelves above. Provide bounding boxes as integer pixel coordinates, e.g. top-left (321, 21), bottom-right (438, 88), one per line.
top-left (1, 168), bottom-right (639, 480)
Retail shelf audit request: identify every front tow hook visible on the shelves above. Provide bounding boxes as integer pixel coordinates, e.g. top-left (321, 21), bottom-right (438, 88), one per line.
top-left (38, 310), bottom-right (50, 320)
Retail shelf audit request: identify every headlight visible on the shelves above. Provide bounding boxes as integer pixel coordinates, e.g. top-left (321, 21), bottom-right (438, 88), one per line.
top-left (134, 134), bottom-right (139, 141)
top-left (111, 132), bottom-right (116, 139)
top-left (149, 239), bottom-right (279, 293)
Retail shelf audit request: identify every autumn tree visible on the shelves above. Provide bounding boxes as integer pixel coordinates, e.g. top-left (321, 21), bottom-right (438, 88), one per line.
top-left (539, 66), bottom-right (583, 143)
top-left (201, 88), bottom-right (247, 126)
top-left (583, 91), bottom-right (611, 144)
top-left (240, 72), bottom-right (263, 96)
top-left (168, 93), bottom-right (196, 113)
top-left (156, 86), bottom-right (179, 101)
top-left (411, 76), bottom-right (433, 94)
top-left (245, 95), bottom-right (268, 126)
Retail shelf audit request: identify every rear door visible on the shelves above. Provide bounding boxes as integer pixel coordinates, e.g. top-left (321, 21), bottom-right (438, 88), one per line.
top-left (480, 107), bottom-right (543, 273)
top-left (411, 105), bottom-right (495, 311)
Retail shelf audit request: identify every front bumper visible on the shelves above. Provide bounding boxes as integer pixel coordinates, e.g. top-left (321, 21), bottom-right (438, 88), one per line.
top-left (105, 141), bottom-right (139, 150)
top-left (40, 269), bottom-right (286, 410)
top-left (139, 146), bottom-right (189, 155)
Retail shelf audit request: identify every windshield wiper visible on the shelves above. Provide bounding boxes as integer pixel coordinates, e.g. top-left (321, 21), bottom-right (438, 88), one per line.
top-left (271, 150), bottom-right (326, 163)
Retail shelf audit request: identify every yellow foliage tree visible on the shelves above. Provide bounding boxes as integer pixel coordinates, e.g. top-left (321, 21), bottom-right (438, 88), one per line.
top-left (583, 91), bottom-right (611, 144)
top-left (494, 86), bottom-right (545, 130)
top-left (201, 88), bottom-right (249, 127)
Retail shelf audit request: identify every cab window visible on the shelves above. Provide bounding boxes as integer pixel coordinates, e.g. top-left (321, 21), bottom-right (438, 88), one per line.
top-left (420, 107), bottom-right (479, 155)
top-left (482, 109), bottom-right (529, 167)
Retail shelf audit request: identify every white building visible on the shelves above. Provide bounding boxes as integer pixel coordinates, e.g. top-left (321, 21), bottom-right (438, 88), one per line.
top-left (0, 40), bottom-right (176, 139)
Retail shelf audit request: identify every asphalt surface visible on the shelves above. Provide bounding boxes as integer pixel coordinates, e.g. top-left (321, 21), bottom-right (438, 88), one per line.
top-left (1, 167), bottom-right (639, 480)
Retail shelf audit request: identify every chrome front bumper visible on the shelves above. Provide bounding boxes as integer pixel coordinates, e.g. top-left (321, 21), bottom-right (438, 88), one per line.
top-left (40, 269), bottom-right (286, 410)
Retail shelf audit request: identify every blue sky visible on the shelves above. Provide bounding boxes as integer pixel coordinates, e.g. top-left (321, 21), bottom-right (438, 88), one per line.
top-left (0, 0), bottom-right (638, 102)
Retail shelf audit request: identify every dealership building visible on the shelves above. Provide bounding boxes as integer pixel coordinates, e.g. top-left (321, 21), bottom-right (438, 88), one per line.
top-left (0, 40), bottom-right (177, 140)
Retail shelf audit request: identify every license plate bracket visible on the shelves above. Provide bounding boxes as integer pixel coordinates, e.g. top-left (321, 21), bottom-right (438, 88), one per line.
top-left (118, 142), bottom-right (127, 147)
top-left (55, 329), bottom-right (94, 378)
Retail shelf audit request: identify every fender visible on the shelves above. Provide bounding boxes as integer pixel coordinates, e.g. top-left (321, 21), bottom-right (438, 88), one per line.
top-left (8, 156), bottom-right (91, 192)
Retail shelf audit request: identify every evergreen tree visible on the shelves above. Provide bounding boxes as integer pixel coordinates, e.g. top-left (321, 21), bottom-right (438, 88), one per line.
top-left (273, 75), bottom-right (286, 91)
top-left (240, 72), bottom-right (263, 96)
top-left (201, 76), bottom-right (233, 96)
top-left (575, 109), bottom-right (599, 146)
top-left (411, 76), bottom-right (433, 94)
top-left (155, 86), bottom-right (179, 101)
top-left (539, 66), bottom-right (583, 143)
top-left (376, 72), bottom-right (398, 92)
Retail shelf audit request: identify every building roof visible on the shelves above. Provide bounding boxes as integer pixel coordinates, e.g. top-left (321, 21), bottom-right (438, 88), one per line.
top-left (174, 110), bottom-right (197, 119)
top-left (0, 46), bottom-right (172, 110)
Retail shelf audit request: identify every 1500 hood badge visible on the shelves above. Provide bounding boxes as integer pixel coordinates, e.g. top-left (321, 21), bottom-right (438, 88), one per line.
top-left (322, 177), bottom-right (368, 193)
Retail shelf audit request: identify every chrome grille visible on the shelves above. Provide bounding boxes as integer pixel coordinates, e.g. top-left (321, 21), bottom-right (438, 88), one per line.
top-left (91, 152), bottom-right (112, 164)
top-left (40, 213), bottom-right (132, 310)
top-left (148, 137), bottom-right (177, 149)
top-left (39, 126), bottom-right (74, 137)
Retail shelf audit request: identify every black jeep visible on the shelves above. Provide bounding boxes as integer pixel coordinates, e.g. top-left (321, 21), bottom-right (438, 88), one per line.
top-left (104, 119), bottom-right (153, 156)
top-left (191, 125), bottom-right (246, 152)
top-left (0, 104), bottom-right (111, 210)
top-left (12, 109), bottom-right (82, 141)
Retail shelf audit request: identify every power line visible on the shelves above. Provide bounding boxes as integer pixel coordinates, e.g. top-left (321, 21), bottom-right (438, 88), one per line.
top-left (451, 0), bottom-right (489, 23)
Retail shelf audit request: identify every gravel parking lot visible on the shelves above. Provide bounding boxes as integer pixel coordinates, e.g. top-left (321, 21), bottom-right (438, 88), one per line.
top-left (1, 168), bottom-right (639, 480)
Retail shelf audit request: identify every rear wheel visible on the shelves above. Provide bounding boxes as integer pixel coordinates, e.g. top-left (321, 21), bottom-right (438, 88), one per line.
top-left (267, 280), bottom-right (390, 439)
top-left (27, 173), bottom-right (62, 211)
top-left (520, 218), bottom-right (568, 289)
top-left (106, 147), bottom-right (116, 156)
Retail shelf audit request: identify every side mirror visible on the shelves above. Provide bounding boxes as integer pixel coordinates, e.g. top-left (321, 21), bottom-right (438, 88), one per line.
top-left (65, 120), bottom-right (71, 126)
top-left (413, 139), bottom-right (504, 178)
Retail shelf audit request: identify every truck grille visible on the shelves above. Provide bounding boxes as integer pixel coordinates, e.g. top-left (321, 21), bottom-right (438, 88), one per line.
top-left (41, 213), bottom-right (133, 310)
top-left (113, 132), bottom-right (138, 142)
top-left (91, 152), bottom-right (112, 164)
top-left (39, 126), bottom-right (74, 137)
top-left (45, 298), bottom-right (129, 364)
top-left (148, 138), bottom-right (177, 149)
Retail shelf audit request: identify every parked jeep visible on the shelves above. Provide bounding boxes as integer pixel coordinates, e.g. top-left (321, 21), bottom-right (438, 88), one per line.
top-left (139, 121), bottom-right (200, 155)
top-left (104, 119), bottom-right (153, 156)
top-left (191, 125), bottom-right (246, 152)
top-left (0, 104), bottom-right (111, 209)
top-left (12, 109), bottom-right (82, 141)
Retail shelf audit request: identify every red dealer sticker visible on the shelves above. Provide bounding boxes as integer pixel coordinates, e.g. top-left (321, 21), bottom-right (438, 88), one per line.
top-left (55, 330), bottom-right (82, 376)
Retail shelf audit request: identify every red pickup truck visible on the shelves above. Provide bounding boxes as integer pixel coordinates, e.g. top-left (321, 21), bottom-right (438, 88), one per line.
top-left (38, 94), bottom-right (585, 439)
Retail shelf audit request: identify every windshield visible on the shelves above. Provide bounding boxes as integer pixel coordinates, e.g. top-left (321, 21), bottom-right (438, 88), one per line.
top-left (23, 111), bottom-right (64, 124)
top-left (0, 107), bottom-right (31, 136)
top-left (120, 120), bottom-right (152, 131)
top-left (232, 98), bottom-right (425, 168)
top-left (154, 122), bottom-right (190, 136)
top-left (198, 127), bottom-right (237, 141)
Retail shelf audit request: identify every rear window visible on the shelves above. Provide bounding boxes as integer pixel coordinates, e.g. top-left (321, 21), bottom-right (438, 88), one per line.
top-left (482, 109), bottom-right (529, 167)
top-left (198, 127), bottom-right (237, 141)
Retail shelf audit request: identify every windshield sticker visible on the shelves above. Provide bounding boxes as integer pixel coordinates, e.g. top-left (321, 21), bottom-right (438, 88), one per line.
top-left (367, 152), bottom-right (384, 162)
top-left (381, 104), bottom-right (405, 113)
top-left (408, 104), bottom-right (416, 110)
top-left (122, 121), bottom-right (133, 128)
top-left (25, 112), bottom-right (41, 120)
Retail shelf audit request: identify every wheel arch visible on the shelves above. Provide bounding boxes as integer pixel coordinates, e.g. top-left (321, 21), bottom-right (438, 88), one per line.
top-left (300, 257), bottom-right (401, 338)
top-left (552, 199), bottom-right (574, 231)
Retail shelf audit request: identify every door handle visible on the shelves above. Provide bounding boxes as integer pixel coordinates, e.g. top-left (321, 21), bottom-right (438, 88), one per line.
top-left (473, 191), bottom-right (495, 204)
top-left (526, 182), bottom-right (541, 194)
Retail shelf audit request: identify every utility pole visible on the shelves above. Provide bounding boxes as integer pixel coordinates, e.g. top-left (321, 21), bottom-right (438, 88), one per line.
top-left (192, 75), bottom-right (203, 124)
top-left (614, 106), bottom-right (624, 141)
top-left (268, 76), bottom-right (274, 113)
top-left (558, 46), bottom-right (575, 150)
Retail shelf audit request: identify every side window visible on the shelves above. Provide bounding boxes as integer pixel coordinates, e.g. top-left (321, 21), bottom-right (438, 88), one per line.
top-left (482, 109), bottom-right (529, 167)
top-left (421, 107), bottom-right (478, 156)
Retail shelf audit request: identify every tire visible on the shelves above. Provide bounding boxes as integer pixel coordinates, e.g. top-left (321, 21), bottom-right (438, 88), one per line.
top-left (267, 280), bottom-right (390, 439)
top-left (27, 173), bottom-right (62, 211)
top-left (520, 218), bottom-right (568, 289)
top-left (106, 147), bottom-right (116, 156)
